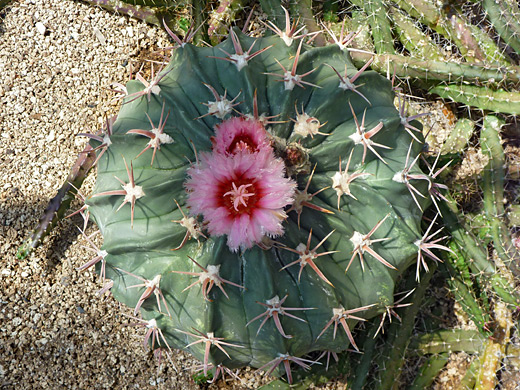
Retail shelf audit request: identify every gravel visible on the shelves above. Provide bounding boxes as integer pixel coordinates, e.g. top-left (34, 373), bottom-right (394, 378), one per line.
top-left (0, 1), bottom-right (347, 388)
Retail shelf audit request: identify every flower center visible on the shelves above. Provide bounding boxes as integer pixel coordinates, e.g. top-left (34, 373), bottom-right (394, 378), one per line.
top-left (219, 178), bottom-right (259, 216)
top-left (227, 134), bottom-right (257, 154)
top-left (224, 182), bottom-right (254, 211)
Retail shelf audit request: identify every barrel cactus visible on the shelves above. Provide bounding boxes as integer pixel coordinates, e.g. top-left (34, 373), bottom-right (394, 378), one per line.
top-left (82, 27), bottom-right (434, 383)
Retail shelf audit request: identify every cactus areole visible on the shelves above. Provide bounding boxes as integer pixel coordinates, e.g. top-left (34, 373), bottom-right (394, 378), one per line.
top-left (85, 28), bottom-right (429, 382)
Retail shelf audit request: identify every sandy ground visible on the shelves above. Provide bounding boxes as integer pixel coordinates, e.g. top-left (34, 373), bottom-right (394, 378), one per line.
top-left (0, 1), bottom-right (349, 388)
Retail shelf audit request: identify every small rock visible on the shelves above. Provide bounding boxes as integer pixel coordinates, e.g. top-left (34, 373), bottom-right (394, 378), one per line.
top-left (46, 130), bottom-right (55, 142)
top-left (35, 22), bottom-right (46, 35)
top-left (15, 104), bottom-right (25, 113)
top-left (93, 27), bottom-right (106, 45)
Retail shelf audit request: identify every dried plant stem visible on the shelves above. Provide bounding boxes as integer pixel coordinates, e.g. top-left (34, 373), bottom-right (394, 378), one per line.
top-left (17, 143), bottom-right (96, 259)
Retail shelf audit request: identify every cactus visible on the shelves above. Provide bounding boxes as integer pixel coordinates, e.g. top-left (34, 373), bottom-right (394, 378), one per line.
top-left (370, 263), bottom-right (436, 389)
top-left (208, 0), bottom-right (246, 43)
top-left (392, 0), bottom-right (506, 64)
top-left (392, 8), bottom-right (443, 61)
top-left (440, 197), bottom-right (520, 307)
top-left (350, 0), bottom-right (395, 54)
top-left (80, 28), bottom-right (436, 382)
top-left (474, 301), bottom-right (514, 390)
top-left (482, 0), bottom-right (520, 54)
top-left (319, 0), bottom-right (519, 114)
top-left (408, 354), bottom-right (449, 390)
top-left (440, 118), bottom-right (473, 155)
top-left (481, 115), bottom-right (520, 276)
top-left (409, 329), bottom-right (486, 356)
top-left (407, 329), bottom-right (486, 389)
top-left (443, 247), bottom-right (493, 334)
top-left (347, 51), bottom-right (520, 86)
top-left (430, 84), bottom-right (520, 115)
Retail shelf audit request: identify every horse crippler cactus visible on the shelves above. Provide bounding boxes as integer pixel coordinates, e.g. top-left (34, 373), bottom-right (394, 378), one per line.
top-left (80, 27), bottom-right (439, 383)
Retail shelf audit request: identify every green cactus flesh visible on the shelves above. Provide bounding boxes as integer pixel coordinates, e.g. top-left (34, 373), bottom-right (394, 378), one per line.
top-left (85, 29), bottom-right (430, 380)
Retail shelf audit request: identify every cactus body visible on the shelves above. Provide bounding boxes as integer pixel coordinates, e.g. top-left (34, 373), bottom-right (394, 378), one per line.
top-left (430, 84), bottom-right (520, 115)
top-left (483, 0), bottom-right (520, 55)
top-left (85, 29), bottom-right (430, 381)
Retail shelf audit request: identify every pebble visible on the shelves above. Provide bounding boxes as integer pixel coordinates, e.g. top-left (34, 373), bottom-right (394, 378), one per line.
top-left (92, 26), bottom-right (106, 45)
top-left (15, 103), bottom-right (25, 113)
top-left (46, 130), bottom-right (55, 142)
top-left (35, 22), bottom-right (46, 35)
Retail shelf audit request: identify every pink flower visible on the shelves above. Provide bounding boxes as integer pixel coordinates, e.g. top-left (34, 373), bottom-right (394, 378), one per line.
top-left (185, 149), bottom-right (295, 251)
top-left (211, 117), bottom-right (271, 155)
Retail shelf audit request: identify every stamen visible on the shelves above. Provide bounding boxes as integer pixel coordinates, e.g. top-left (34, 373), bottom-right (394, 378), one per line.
top-left (224, 183), bottom-right (254, 211)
